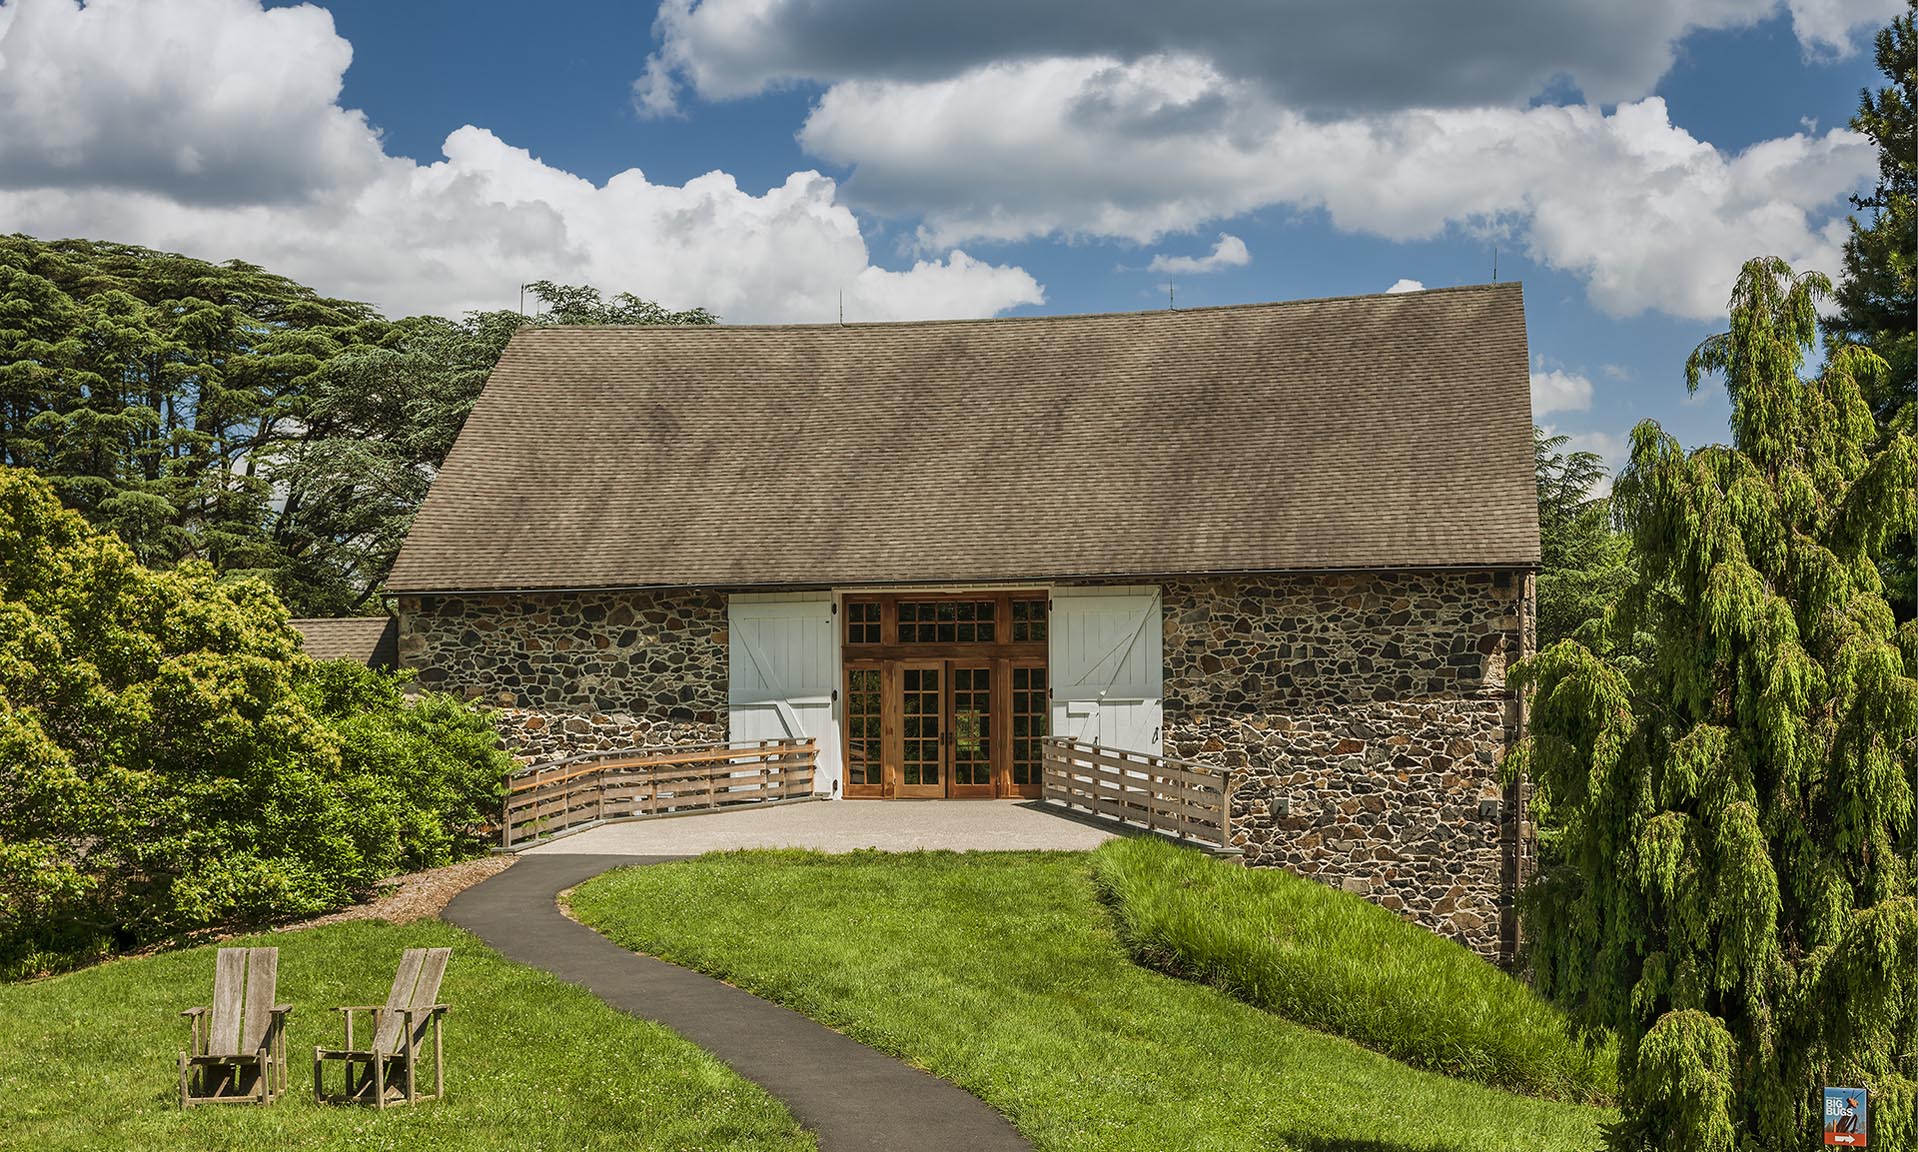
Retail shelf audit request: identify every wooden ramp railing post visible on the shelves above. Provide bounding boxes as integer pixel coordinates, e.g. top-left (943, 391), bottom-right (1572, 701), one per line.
top-left (499, 737), bottom-right (819, 848)
top-left (1039, 736), bottom-right (1235, 854)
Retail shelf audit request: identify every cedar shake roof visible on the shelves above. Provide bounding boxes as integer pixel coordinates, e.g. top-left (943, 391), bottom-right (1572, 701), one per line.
top-left (292, 617), bottom-right (398, 667)
top-left (387, 282), bottom-right (1538, 593)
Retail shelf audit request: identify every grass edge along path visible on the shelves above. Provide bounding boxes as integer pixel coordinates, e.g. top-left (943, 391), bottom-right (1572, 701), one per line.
top-left (0, 918), bottom-right (814, 1152)
top-left (570, 849), bottom-right (1612, 1152)
top-left (1089, 835), bottom-right (1616, 1103)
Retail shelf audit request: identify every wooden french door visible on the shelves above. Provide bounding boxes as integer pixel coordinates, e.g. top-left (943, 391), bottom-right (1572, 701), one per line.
top-left (948, 663), bottom-right (996, 798)
top-left (840, 593), bottom-right (1048, 799)
top-left (896, 662), bottom-right (946, 798)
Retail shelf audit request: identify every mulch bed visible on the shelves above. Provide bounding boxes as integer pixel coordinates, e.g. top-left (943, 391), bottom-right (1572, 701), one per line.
top-left (287, 856), bottom-right (517, 931)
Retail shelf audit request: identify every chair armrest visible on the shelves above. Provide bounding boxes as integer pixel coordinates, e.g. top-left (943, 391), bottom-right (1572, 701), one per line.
top-left (180, 1007), bottom-right (209, 1018)
top-left (270, 1005), bottom-right (292, 1016)
top-left (334, 1005), bottom-right (386, 1014)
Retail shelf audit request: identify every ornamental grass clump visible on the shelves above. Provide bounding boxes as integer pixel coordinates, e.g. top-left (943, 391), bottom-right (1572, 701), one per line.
top-left (1089, 835), bottom-right (1616, 1103)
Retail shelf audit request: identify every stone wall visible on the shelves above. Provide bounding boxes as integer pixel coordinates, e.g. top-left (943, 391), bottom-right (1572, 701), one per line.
top-left (398, 570), bottom-right (1535, 960)
top-left (394, 589), bottom-right (728, 760)
top-left (1158, 571), bottom-right (1532, 961)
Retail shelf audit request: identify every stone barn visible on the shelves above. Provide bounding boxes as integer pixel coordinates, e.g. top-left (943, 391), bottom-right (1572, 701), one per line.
top-left (385, 283), bottom-right (1540, 960)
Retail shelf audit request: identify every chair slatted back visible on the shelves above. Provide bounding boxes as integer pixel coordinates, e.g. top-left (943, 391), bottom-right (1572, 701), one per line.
top-left (207, 949), bottom-right (249, 1056)
top-left (238, 948), bottom-right (279, 1054)
top-left (372, 949), bottom-right (426, 1054)
top-left (410, 948), bottom-right (451, 1015)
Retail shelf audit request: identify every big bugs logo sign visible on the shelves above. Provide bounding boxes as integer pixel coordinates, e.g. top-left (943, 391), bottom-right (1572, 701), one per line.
top-left (1824, 1087), bottom-right (1868, 1147)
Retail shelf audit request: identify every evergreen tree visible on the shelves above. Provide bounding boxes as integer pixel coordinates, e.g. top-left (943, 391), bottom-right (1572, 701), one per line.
top-left (1825, 0), bottom-right (1916, 618)
top-left (0, 235), bottom-right (384, 584)
top-left (1516, 258), bottom-right (1917, 1150)
top-left (0, 236), bottom-right (716, 614)
top-left (1534, 426), bottom-right (1632, 648)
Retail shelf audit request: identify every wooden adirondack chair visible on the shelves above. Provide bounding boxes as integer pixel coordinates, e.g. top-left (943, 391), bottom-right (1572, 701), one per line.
top-left (313, 947), bottom-right (451, 1107)
top-left (178, 947), bottom-right (290, 1107)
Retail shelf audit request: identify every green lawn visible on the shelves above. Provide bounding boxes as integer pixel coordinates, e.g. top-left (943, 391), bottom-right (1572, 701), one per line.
top-left (570, 850), bottom-right (1612, 1152)
top-left (0, 919), bottom-right (814, 1152)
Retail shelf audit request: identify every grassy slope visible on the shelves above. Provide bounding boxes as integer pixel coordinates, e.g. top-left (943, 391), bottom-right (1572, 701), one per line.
top-left (0, 919), bottom-right (813, 1152)
top-left (570, 850), bottom-right (1610, 1152)
top-left (1090, 836), bottom-right (1615, 1102)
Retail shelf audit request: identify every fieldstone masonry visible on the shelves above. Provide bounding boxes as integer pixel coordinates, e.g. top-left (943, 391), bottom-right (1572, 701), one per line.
top-left (394, 589), bottom-right (728, 760)
top-left (1159, 571), bottom-right (1534, 961)
top-left (398, 569), bottom-right (1535, 962)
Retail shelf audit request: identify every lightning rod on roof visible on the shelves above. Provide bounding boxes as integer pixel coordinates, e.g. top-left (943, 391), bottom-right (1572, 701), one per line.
top-left (1492, 247), bottom-right (1498, 282)
top-left (838, 290), bottom-right (844, 325)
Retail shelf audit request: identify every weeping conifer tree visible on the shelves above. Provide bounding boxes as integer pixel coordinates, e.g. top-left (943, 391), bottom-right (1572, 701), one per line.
top-left (1514, 256), bottom-right (1917, 1150)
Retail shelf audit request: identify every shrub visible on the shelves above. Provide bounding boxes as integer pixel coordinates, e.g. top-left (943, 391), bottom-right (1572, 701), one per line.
top-left (1090, 835), bottom-right (1616, 1103)
top-left (0, 466), bottom-right (510, 978)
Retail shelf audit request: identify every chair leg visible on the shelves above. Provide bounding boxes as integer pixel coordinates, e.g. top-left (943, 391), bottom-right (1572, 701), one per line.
top-left (178, 1052), bottom-right (190, 1110)
top-left (404, 1035), bottom-right (417, 1103)
top-left (433, 1017), bottom-right (444, 1101)
top-left (313, 1048), bottom-right (325, 1104)
top-left (373, 1051), bottom-right (386, 1111)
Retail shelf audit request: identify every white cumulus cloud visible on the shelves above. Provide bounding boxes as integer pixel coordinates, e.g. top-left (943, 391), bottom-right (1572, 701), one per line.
top-left (1147, 233), bottom-right (1249, 275)
top-left (1532, 367), bottom-right (1596, 416)
top-left (798, 54), bottom-right (1873, 320)
top-left (1386, 278), bottom-right (1425, 294)
top-left (0, 0), bottom-right (1043, 322)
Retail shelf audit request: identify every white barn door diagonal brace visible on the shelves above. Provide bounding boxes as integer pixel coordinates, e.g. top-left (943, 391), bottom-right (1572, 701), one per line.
top-left (735, 625), bottom-right (806, 739)
top-left (1050, 587), bottom-right (1164, 755)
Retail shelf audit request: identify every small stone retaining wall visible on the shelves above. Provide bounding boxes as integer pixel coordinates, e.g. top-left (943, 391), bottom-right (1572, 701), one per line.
top-left (394, 589), bottom-right (728, 760)
top-left (1159, 571), bottom-right (1533, 961)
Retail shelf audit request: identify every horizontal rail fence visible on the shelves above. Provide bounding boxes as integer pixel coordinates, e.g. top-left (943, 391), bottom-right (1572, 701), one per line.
top-left (1040, 737), bottom-right (1235, 851)
top-left (501, 738), bottom-right (817, 847)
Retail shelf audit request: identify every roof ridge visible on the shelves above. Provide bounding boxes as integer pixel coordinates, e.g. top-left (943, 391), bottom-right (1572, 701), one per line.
top-left (516, 281), bottom-right (1520, 334)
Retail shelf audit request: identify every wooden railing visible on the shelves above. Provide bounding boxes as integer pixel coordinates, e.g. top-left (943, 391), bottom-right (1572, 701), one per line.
top-left (500, 738), bottom-right (818, 848)
top-left (1040, 737), bottom-right (1237, 852)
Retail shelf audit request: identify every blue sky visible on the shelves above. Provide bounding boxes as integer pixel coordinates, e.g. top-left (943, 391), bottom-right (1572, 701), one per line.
top-left (0, 0), bottom-right (1899, 482)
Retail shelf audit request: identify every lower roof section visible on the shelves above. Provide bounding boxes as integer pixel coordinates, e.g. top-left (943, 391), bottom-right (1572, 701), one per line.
top-left (291, 616), bottom-right (398, 667)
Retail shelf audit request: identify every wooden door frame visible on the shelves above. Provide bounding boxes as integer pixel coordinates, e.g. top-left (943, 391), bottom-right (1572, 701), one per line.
top-left (838, 591), bottom-right (1051, 799)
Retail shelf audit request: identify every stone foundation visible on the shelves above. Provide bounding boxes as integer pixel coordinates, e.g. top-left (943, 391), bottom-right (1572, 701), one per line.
top-left (1159, 571), bottom-right (1532, 961)
top-left (395, 588), bottom-right (728, 759)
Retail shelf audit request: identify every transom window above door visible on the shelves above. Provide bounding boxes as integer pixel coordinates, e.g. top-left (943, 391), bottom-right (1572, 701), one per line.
top-left (898, 599), bottom-right (995, 643)
top-left (846, 600), bottom-right (882, 644)
top-left (843, 593), bottom-right (1047, 648)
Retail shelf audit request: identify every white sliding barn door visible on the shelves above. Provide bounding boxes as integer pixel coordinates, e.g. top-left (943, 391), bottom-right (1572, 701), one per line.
top-left (728, 593), bottom-right (839, 795)
top-left (1048, 586), bottom-right (1163, 755)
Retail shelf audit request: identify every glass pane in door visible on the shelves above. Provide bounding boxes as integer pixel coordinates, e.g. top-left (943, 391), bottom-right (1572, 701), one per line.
top-left (901, 666), bottom-right (942, 787)
top-left (846, 667), bottom-right (882, 786)
top-left (1011, 665), bottom-right (1047, 787)
top-left (951, 666), bottom-right (993, 787)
